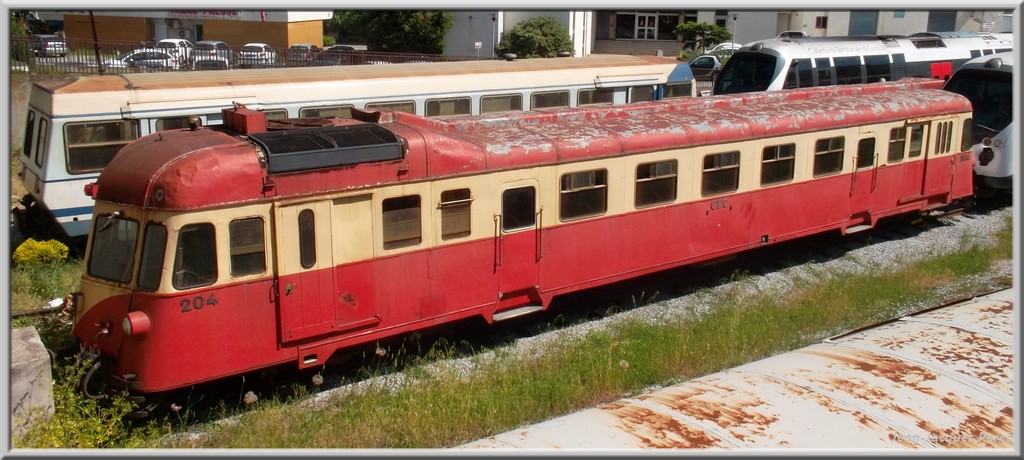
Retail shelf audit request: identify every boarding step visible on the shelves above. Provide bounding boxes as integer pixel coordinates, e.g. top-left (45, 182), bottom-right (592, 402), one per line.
top-left (845, 224), bottom-right (873, 234)
top-left (492, 304), bottom-right (544, 322)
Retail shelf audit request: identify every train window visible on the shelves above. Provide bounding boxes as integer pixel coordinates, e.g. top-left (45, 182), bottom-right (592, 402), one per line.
top-left (229, 217), bottom-right (266, 277)
top-left (427, 97), bottom-right (472, 117)
top-left (856, 138), bottom-right (876, 169)
top-left (961, 119), bottom-right (972, 152)
top-left (22, 110), bottom-right (35, 160)
top-left (761, 144), bottom-right (796, 186)
top-left (34, 118), bottom-right (48, 168)
top-left (88, 214), bottom-right (138, 284)
top-left (440, 189), bottom-right (472, 240)
top-left (155, 116), bottom-right (194, 131)
top-left (560, 170), bottom-right (608, 221)
top-left (298, 210), bottom-right (316, 268)
top-left (815, 58), bottom-right (834, 86)
top-left (864, 55), bottom-right (892, 83)
top-left (834, 56), bottom-right (863, 85)
top-left (661, 83), bottom-right (693, 99)
top-left (502, 186), bottom-right (536, 231)
top-left (635, 160), bottom-right (677, 208)
top-left (908, 124), bottom-right (925, 158)
top-left (382, 195), bottom-right (422, 249)
top-left (701, 151), bottom-right (740, 197)
top-left (137, 223), bottom-right (167, 292)
top-left (172, 223), bottom-right (217, 290)
top-left (631, 85), bottom-right (655, 102)
top-left (579, 88), bottom-right (615, 106)
top-left (812, 137), bottom-right (844, 177)
top-left (936, 121), bottom-right (951, 154)
top-left (300, 105), bottom-right (354, 118)
top-left (531, 91), bottom-right (570, 109)
top-left (261, 109), bottom-right (289, 120)
top-left (481, 94), bottom-right (523, 114)
top-left (784, 59), bottom-right (814, 89)
top-left (365, 101), bottom-right (416, 114)
top-left (888, 128), bottom-right (906, 163)
top-left (65, 120), bottom-right (140, 174)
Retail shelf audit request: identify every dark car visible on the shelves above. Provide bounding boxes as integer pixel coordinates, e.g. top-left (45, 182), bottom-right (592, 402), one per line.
top-left (310, 45), bottom-right (358, 66)
top-left (286, 43), bottom-right (321, 67)
top-left (28, 34), bottom-right (68, 57)
top-left (192, 40), bottom-right (233, 69)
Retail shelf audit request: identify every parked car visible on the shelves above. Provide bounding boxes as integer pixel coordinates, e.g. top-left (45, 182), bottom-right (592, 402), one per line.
top-left (778, 30), bottom-right (809, 38)
top-left (286, 43), bottom-right (321, 67)
top-left (192, 40), bottom-right (233, 69)
top-left (237, 42), bottom-right (278, 68)
top-left (310, 44), bottom-right (358, 66)
top-left (156, 38), bottom-right (194, 65)
top-left (708, 42), bottom-right (741, 53)
top-left (687, 54), bottom-right (723, 79)
top-left (27, 34), bottom-right (68, 57)
top-left (118, 48), bottom-right (183, 70)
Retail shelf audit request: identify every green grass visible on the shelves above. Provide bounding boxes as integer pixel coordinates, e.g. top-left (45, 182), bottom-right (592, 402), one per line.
top-left (12, 213), bottom-right (1013, 449)
top-left (10, 259), bottom-right (83, 317)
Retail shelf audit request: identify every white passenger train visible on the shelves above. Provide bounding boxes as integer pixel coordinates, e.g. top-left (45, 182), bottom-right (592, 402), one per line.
top-left (712, 31), bottom-right (1012, 95)
top-left (16, 55), bottom-right (697, 239)
top-left (942, 52), bottom-right (1014, 195)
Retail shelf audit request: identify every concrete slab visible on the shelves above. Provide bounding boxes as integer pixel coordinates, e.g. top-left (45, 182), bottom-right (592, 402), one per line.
top-left (10, 326), bottom-right (55, 438)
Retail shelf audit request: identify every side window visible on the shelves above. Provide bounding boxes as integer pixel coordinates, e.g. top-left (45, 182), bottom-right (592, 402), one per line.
top-left (261, 109), bottom-right (290, 120)
top-left (857, 138), bottom-right (876, 169)
top-left (502, 186), bottom-right (536, 231)
top-left (65, 120), bottom-right (140, 174)
top-left (481, 94), bottom-right (523, 114)
top-left (87, 215), bottom-right (139, 284)
top-left (382, 195), bottom-right (421, 249)
top-left (635, 160), bottom-right (677, 207)
top-left (864, 55), bottom-right (891, 82)
top-left (813, 137), bottom-right (845, 177)
top-left (630, 85), bottom-right (655, 102)
top-left (908, 124), bottom-right (925, 158)
top-left (760, 143), bottom-right (795, 186)
top-left (702, 151), bottom-right (740, 196)
top-left (155, 116), bottom-right (195, 131)
top-left (440, 188), bottom-right (472, 240)
top-left (888, 127), bottom-right (906, 163)
top-left (229, 217), bottom-right (266, 277)
top-left (34, 118), bottom-right (48, 168)
top-left (661, 82), bottom-right (693, 99)
top-left (560, 169), bottom-right (608, 221)
top-left (22, 110), bottom-right (35, 160)
top-left (172, 223), bottom-right (217, 290)
top-left (531, 91), bottom-right (570, 109)
top-left (137, 223), bottom-right (167, 291)
top-left (815, 57), bottom-right (834, 86)
top-left (300, 105), bottom-right (354, 118)
top-left (833, 56), bottom-right (863, 85)
top-left (578, 88), bottom-right (615, 106)
top-left (298, 210), bottom-right (316, 268)
top-left (426, 97), bottom-right (471, 117)
top-left (365, 101), bottom-right (416, 114)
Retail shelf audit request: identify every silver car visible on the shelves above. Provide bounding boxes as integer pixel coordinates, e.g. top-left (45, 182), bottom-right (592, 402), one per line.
top-left (28, 34), bottom-right (68, 57)
top-left (192, 40), bottom-right (233, 70)
top-left (236, 43), bottom-right (278, 68)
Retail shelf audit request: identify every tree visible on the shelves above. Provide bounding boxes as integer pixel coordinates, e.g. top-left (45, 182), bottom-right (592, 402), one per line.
top-left (673, 22), bottom-right (732, 54)
top-left (329, 11), bottom-right (453, 54)
top-left (495, 16), bottom-right (574, 58)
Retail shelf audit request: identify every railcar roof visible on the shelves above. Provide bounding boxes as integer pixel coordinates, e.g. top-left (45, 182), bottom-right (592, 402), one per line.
top-left (37, 54), bottom-right (680, 94)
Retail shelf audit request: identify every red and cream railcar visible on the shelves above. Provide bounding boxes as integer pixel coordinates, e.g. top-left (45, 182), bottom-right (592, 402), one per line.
top-left (72, 78), bottom-right (974, 402)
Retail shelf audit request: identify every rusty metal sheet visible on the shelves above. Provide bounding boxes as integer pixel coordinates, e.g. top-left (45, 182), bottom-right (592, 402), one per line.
top-left (458, 289), bottom-right (1016, 450)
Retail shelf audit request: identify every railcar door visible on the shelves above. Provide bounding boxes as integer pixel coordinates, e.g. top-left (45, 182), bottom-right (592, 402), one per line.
top-left (849, 134), bottom-right (878, 226)
top-left (495, 182), bottom-right (542, 311)
top-left (273, 201), bottom-right (337, 342)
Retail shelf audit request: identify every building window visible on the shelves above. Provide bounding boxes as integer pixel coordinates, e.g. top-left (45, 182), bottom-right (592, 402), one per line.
top-left (813, 136), bottom-right (845, 176)
top-left (635, 160), bottom-right (677, 207)
top-left (382, 195), bottom-right (421, 249)
top-left (560, 169), bottom-right (608, 220)
top-left (440, 188), bottom-right (472, 239)
top-left (426, 97), bottom-right (471, 117)
top-left (481, 94), bottom-right (523, 113)
top-left (761, 143), bottom-right (795, 186)
top-left (702, 151), bottom-right (740, 196)
top-left (816, 16), bottom-right (829, 29)
top-left (614, 12), bottom-right (680, 40)
top-left (229, 217), bottom-right (266, 277)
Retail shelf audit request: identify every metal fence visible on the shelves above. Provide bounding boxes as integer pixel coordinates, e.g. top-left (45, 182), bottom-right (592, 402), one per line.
top-left (10, 36), bottom-right (489, 76)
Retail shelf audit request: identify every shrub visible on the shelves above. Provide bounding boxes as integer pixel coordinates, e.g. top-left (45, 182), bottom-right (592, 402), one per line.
top-left (13, 238), bottom-right (69, 265)
top-left (495, 16), bottom-right (574, 58)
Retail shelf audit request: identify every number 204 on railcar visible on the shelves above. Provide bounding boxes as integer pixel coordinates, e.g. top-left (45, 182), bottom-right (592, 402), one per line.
top-left (70, 78), bottom-right (974, 414)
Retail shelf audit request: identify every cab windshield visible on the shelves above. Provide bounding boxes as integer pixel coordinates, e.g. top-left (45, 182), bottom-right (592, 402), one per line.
top-left (87, 213), bottom-right (138, 283)
top-left (943, 69), bottom-right (1013, 139)
top-left (712, 52), bottom-right (778, 95)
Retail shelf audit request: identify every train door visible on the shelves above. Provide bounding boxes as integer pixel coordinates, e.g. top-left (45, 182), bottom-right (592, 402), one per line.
top-left (495, 182), bottom-right (542, 315)
top-left (273, 201), bottom-right (337, 342)
top-left (907, 123), bottom-right (932, 195)
top-left (849, 133), bottom-right (878, 230)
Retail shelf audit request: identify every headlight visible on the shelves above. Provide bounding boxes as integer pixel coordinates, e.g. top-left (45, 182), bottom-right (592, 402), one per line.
top-left (122, 311), bottom-right (152, 336)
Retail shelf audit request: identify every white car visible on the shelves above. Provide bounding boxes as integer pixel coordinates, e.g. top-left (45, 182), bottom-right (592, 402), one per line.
top-left (236, 43), bottom-right (278, 68)
top-left (156, 38), bottom-right (194, 65)
top-left (709, 42), bottom-right (741, 53)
